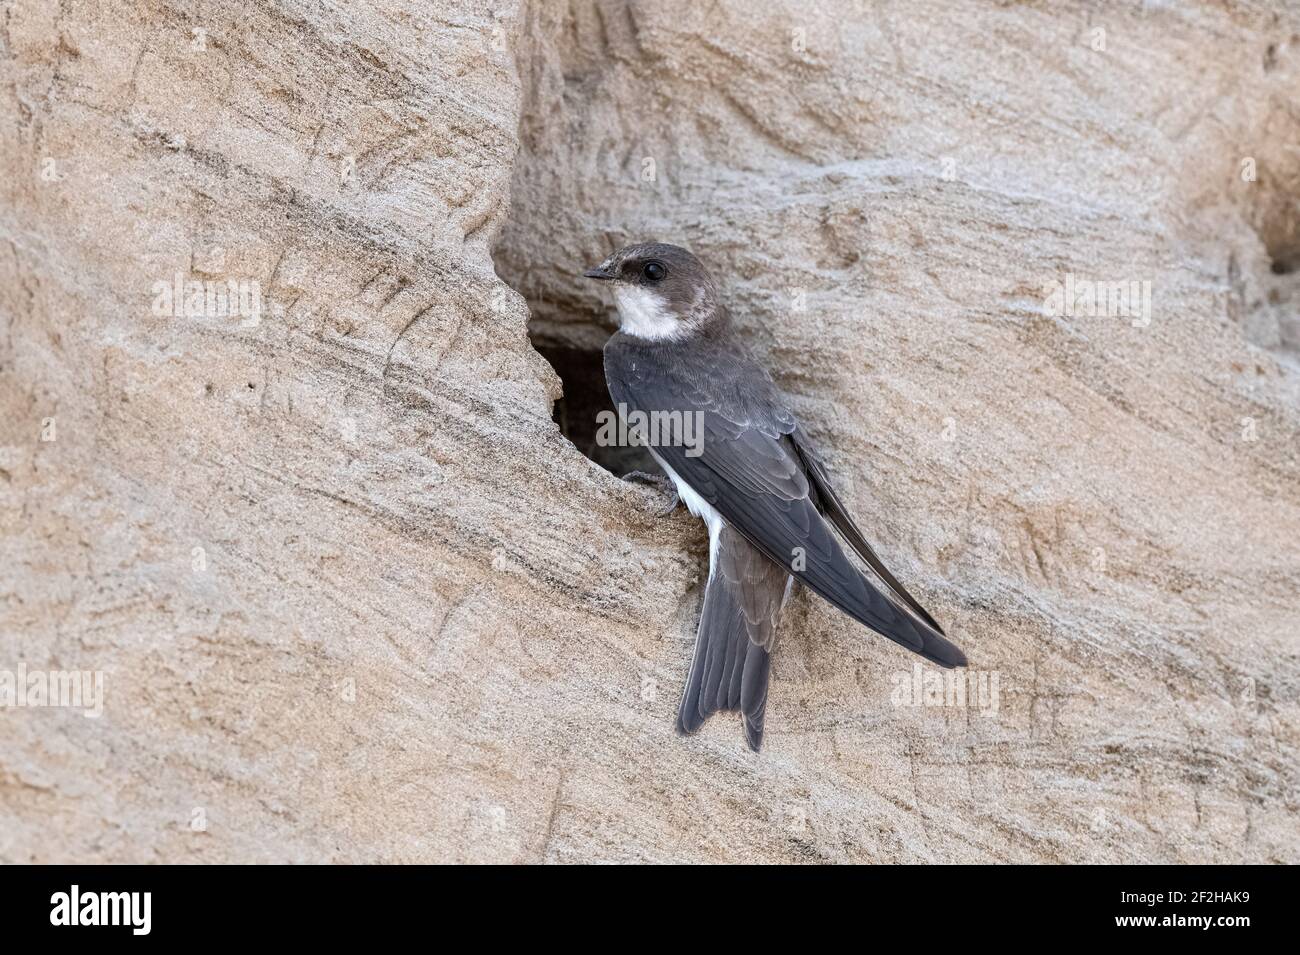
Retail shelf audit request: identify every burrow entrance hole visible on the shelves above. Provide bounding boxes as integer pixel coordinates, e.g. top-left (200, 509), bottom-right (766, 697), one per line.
top-left (1237, 123), bottom-right (1300, 365)
top-left (527, 325), bottom-right (660, 478)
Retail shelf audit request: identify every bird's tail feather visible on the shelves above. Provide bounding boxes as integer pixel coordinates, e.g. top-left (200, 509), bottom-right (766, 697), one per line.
top-left (677, 526), bottom-right (787, 751)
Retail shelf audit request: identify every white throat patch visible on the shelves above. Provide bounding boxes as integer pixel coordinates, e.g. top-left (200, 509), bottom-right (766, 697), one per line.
top-left (612, 285), bottom-right (683, 341)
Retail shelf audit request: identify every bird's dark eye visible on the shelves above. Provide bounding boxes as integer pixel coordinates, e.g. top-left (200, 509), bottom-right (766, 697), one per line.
top-left (643, 261), bottom-right (667, 281)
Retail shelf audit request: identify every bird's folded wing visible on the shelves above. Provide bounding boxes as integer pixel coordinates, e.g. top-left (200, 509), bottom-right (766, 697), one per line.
top-left (604, 336), bottom-right (965, 668)
top-left (654, 418), bottom-right (966, 668)
top-left (789, 427), bottom-right (948, 636)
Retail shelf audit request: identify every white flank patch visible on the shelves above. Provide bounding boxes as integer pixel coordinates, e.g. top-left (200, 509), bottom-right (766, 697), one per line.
top-left (650, 452), bottom-right (724, 577)
top-left (613, 285), bottom-right (683, 341)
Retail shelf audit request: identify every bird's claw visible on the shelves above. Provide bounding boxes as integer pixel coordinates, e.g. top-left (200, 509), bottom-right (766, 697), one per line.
top-left (622, 470), bottom-right (680, 516)
top-left (654, 490), bottom-right (681, 517)
top-left (621, 469), bottom-right (664, 486)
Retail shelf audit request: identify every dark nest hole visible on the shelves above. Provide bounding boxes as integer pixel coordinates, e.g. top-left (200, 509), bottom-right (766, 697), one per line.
top-left (1235, 144), bottom-right (1300, 364)
top-left (1256, 224), bottom-right (1300, 359)
top-left (530, 327), bottom-right (661, 478)
top-left (490, 202), bottom-right (662, 476)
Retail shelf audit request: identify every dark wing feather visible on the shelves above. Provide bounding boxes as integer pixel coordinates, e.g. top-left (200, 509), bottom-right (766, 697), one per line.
top-left (789, 428), bottom-right (947, 636)
top-left (606, 334), bottom-right (966, 670)
top-left (678, 525), bottom-right (786, 751)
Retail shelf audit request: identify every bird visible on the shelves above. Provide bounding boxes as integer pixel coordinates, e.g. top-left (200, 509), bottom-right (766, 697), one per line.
top-left (584, 242), bottom-right (967, 751)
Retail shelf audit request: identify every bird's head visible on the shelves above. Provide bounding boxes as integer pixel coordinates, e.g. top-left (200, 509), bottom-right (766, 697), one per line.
top-left (583, 242), bottom-right (722, 342)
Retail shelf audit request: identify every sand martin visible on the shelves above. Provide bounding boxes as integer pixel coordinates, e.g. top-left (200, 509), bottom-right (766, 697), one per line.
top-left (585, 243), bottom-right (967, 751)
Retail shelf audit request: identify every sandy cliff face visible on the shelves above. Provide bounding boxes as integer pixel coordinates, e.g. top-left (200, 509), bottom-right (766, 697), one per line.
top-left (1, 0), bottom-right (1296, 863)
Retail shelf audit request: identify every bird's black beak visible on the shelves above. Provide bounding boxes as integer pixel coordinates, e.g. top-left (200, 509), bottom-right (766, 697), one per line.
top-left (582, 266), bottom-right (616, 281)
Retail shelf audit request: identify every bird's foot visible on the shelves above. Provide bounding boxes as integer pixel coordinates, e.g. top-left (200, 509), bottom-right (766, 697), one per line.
top-left (622, 470), bottom-right (679, 516)
top-left (621, 469), bottom-right (663, 486)
top-left (653, 490), bottom-right (681, 517)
